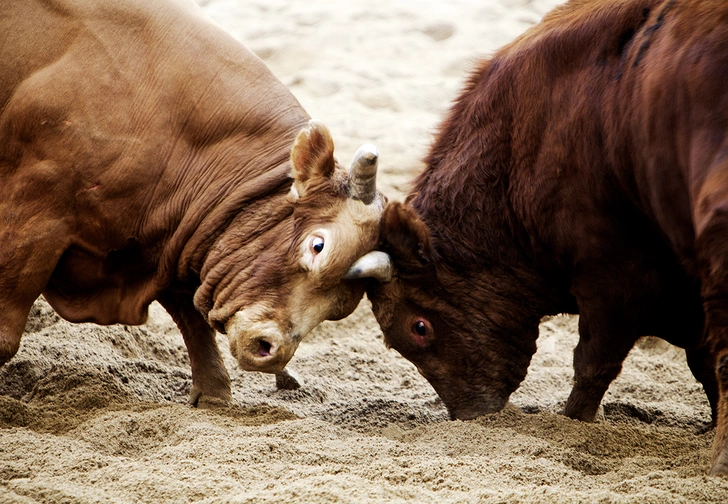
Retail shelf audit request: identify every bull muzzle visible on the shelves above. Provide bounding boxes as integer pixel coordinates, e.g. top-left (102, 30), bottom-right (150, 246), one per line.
top-left (445, 396), bottom-right (508, 421)
top-left (226, 312), bottom-right (299, 373)
top-left (429, 379), bottom-right (509, 421)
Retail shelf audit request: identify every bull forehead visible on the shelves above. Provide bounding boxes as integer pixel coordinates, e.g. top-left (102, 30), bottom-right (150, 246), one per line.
top-left (298, 197), bottom-right (383, 273)
top-left (204, 190), bottom-right (383, 328)
top-left (372, 273), bottom-right (437, 311)
top-left (331, 198), bottom-right (383, 248)
top-left (223, 200), bottom-right (380, 339)
top-left (368, 280), bottom-right (403, 329)
top-left (224, 195), bottom-right (381, 311)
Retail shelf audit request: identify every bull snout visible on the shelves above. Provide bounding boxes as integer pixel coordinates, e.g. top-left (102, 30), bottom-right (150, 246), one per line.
top-left (226, 312), bottom-right (300, 373)
top-left (446, 397), bottom-right (508, 421)
top-left (429, 380), bottom-right (509, 421)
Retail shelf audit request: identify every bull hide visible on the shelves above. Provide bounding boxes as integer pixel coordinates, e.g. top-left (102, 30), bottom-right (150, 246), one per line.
top-left (0, 0), bottom-right (391, 406)
top-left (367, 0), bottom-right (728, 476)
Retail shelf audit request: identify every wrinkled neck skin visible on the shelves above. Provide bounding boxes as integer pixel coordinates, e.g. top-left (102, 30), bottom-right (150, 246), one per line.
top-left (129, 1), bottom-right (312, 326)
top-left (155, 149), bottom-right (298, 329)
top-left (194, 185), bottom-right (297, 333)
top-left (194, 172), bottom-right (295, 328)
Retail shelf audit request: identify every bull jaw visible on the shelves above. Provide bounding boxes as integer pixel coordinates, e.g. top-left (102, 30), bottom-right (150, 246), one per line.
top-left (225, 310), bottom-right (300, 373)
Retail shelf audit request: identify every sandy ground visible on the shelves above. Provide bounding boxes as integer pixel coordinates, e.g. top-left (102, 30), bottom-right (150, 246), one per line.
top-left (3, 0), bottom-right (728, 502)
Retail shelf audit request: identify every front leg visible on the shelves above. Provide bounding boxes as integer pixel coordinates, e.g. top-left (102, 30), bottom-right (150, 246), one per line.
top-left (695, 199), bottom-right (728, 476)
top-left (157, 290), bottom-right (232, 406)
top-left (564, 262), bottom-right (645, 421)
top-left (1, 217), bottom-right (70, 366)
top-left (686, 345), bottom-right (719, 426)
top-left (564, 313), bottom-right (639, 421)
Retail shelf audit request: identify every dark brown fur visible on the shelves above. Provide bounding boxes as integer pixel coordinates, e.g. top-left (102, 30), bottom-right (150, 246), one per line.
top-left (368, 0), bottom-right (728, 475)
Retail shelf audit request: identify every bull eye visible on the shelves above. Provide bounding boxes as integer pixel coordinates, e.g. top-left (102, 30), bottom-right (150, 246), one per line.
top-left (411, 318), bottom-right (432, 346)
top-left (311, 236), bottom-right (325, 254)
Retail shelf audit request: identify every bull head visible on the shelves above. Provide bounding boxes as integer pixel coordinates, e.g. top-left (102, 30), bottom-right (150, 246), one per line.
top-left (366, 202), bottom-right (538, 421)
top-left (223, 121), bottom-right (392, 374)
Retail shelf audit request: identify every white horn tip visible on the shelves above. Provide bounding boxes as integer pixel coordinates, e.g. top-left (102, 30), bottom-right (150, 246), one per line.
top-left (343, 251), bottom-right (393, 283)
top-left (354, 144), bottom-right (379, 164)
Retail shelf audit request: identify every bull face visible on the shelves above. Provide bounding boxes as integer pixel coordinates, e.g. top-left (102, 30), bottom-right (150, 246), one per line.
top-left (218, 121), bottom-right (392, 373)
top-left (367, 202), bottom-right (538, 420)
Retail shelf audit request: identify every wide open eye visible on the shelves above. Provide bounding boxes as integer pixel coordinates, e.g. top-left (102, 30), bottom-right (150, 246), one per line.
top-left (311, 236), bottom-right (325, 254)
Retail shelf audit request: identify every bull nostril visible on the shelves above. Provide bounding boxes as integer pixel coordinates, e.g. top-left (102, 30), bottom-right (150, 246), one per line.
top-left (257, 338), bottom-right (274, 358)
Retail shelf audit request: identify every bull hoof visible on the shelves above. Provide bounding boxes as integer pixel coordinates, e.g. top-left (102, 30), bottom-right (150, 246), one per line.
top-left (563, 404), bottom-right (601, 422)
top-left (195, 395), bottom-right (231, 409)
top-left (275, 368), bottom-right (303, 390)
top-left (696, 420), bottom-right (716, 435)
top-left (563, 390), bottom-right (603, 422)
top-left (709, 457), bottom-right (728, 477)
top-left (188, 385), bottom-right (232, 408)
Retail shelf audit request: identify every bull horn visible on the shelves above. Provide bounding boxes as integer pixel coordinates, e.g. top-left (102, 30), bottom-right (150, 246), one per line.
top-left (343, 251), bottom-right (393, 283)
top-left (348, 144), bottom-right (379, 205)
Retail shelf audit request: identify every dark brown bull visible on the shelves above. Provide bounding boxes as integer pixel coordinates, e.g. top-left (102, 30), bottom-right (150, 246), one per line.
top-left (367, 0), bottom-right (728, 476)
top-left (0, 0), bottom-right (393, 406)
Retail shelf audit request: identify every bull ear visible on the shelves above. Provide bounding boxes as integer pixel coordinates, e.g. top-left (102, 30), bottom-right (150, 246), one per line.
top-left (290, 120), bottom-right (336, 198)
top-left (381, 201), bottom-right (433, 268)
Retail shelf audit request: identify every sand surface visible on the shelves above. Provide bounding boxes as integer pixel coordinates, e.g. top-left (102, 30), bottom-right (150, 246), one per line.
top-left (3, 0), bottom-right (728, 502)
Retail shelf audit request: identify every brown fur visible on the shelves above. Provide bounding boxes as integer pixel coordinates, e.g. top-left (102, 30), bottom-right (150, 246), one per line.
top-left (368, 0), bottom-right (728, 475)
top-left (0, 0), bottom-right (384, 406)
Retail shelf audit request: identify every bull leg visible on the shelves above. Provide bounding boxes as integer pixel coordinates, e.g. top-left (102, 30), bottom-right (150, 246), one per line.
top-left (686, 345), bottom-right (719, 427)
top-left (712, 350), bottom-right (728, 476)
top-left (565, 263), bottom-right (646, 421)
top-left (699, 299), bottom-right (728, 476)
top-left (1, 157), bottom-right (77, 365)
top-left (157, 290), bottom-right (232, 407)
top-left (0, 223), bottom-right (69, 367)
top-left (695, 207), bottom-right (728, 476)
top-left (692, 150), bottom-right (728, 476)
top-left (563, 314), bottom-right (639, 421)
top-left (0, 301), bottom-right (35, 365)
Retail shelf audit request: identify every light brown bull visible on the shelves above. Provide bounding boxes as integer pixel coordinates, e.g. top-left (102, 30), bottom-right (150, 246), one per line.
top-left (0, 0), bottom-right (392, 405)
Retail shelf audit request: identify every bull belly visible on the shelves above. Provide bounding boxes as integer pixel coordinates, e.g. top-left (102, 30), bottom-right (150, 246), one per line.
top-left (43, 246), bottom-right (156, 326)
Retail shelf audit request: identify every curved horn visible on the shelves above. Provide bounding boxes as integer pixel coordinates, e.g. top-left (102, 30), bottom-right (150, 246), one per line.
top-left (343, 251), bottom-right (393, 283)
top-left (348, 144), bottom-right (379, 205)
